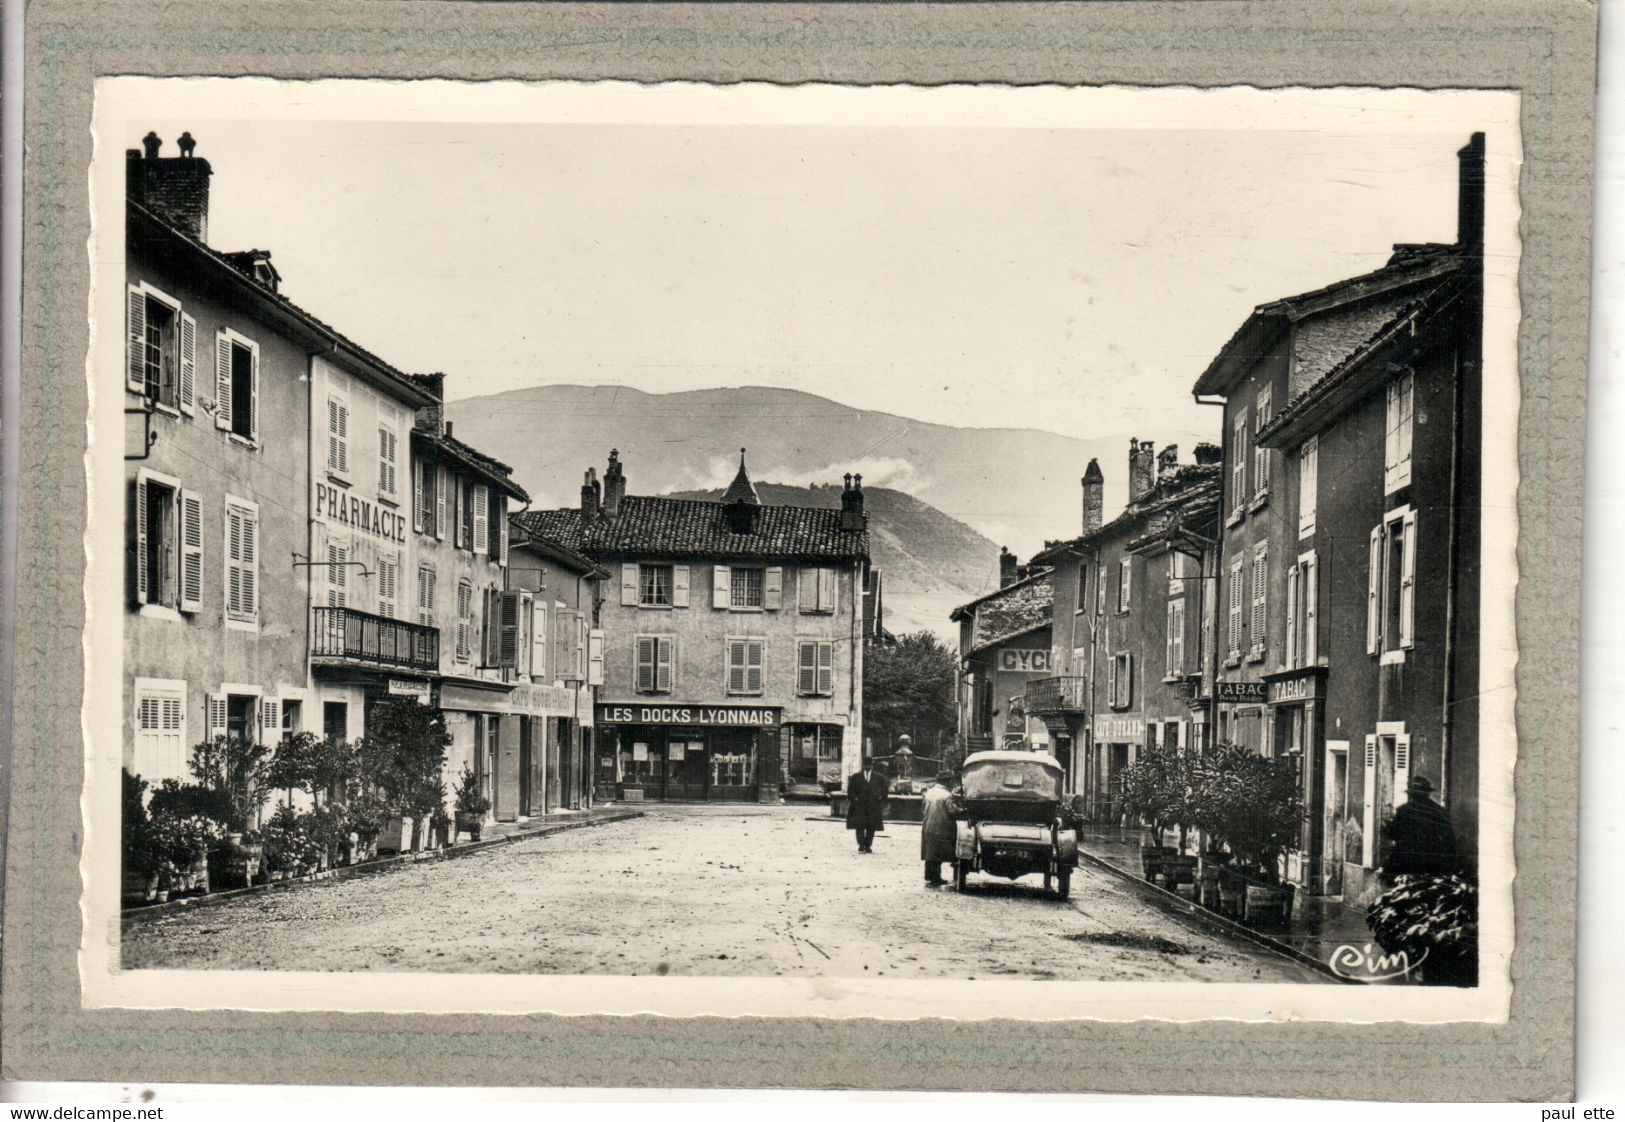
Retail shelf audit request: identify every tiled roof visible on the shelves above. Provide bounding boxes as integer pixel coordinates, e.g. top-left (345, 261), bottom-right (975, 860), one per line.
top-left (963, 573), bottom-right (1053, 654)
top-left (513, 495), bottom-right (869, 563)
top-left (411, 429), bottom-right (528, 502)
top-left (1033, 464), bottom-right (1220, 564)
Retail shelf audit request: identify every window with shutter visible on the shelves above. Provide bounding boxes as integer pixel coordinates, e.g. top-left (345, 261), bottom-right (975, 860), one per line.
top-left (1367, 525), bottom-right (1383, 655)
top-left (1286, 564), bottom-right (1300, 668)
top-left (378, 426), bottom-right (398, 498)
top-left (1304, 554), bottom-right (1319, 664)
top-left (1385, 373), bottom-right (1415, 493)
top-left (377, 554), bottom-right (398, 619)
top-left (621, 563), bottom-right (640, 606)
top-left (657, 636), bottom-right (674, 693)
top-left (1399, 510), bottom-right (1417, 649)
top-left (638, 564), bottom-right (673, 606)
top-left (1226, 559), bottom-right (1244, 658)
top-left (223, 501), bottom-right (258, 622)
top-left (473, 485), bottom-right (489, 554)
top-left (498, 592), bottom-right (522, 669)
top-left (417, 564), bottom-right (436, 627)
top-left (588, 628), bottom-right (604, 686)
top-left (326, 396), bottom-right (349, 474)
top-left (1248, 545), bottom-right (1267, 659)
top-left (434, 464), bottom-right (447, 540)
top-left (1298, 436), bottom-right (1318, 537)
top-left (816, 641), bottom-right (833, 696)
top-left (1166, 599), bottom-right (1185, 676)
top-left (726, 639), bottom-right (764, 695)
top-left (127, 285), bottom-right (148, 394)
top-left (730, 567), bottom-right (764, 609)
top-left (178, 490), bottom-right (203, 613)
top-left (637, 637), bottom-right (656, 692)
top-left (798, 641), bottom-right (818, 695)
top-left (1230, 414), bottom-right (1247, 517)
top-left (456, 580), bottom-right (473, 662)
top-left (1117, 558), bottom-right (1132, 613)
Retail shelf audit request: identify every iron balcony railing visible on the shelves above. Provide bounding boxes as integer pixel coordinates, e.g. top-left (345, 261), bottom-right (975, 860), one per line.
top-left (1024, 675), bottom-right (1090, 716)
top-left (311, 606), bottom-right (439, 672)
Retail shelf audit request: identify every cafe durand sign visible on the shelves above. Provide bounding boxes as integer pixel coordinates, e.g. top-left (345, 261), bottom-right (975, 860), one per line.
top-left (598, 704), bottom-right (780, 728)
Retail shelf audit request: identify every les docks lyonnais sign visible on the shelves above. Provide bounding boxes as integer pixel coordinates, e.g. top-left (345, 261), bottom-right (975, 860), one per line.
top-left (597, 704), bottom-right (781, 728)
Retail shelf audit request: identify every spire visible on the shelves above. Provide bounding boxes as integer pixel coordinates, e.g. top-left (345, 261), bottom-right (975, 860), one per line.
top-left (722, 447), bottom-right (760, 506)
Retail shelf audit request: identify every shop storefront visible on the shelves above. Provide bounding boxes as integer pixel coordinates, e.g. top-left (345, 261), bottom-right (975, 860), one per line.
top-left (1264, 666), bottom-right (1328, 892)
top-left (597, 703), bottom-right (781, 803)
top-left (443, 680), bottom-right (593, 821)
top-left (782, 722), bottom-right (846, 790)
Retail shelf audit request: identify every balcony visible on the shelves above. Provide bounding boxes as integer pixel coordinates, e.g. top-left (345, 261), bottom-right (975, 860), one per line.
top-left (311, 606), bottom-right (438, 673)
top-left (1024, 676), bottom-right (1089, 717)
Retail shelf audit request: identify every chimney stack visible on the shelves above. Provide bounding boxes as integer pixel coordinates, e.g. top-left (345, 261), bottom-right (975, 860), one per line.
top-left (580, 467), bottom-right (601, 524)
top-left (1157, 444), bottom-right (1180, 485)
top-left (1128, 438), bottom-right (1156, 504)
top-left (412, 373), bottom-right (446, 434)
top-left (126, 130), bottom-right (213, 242)
top-left (998, 547), bottom-right (1019, 588)
top-left (1193, 442), bottom-right (1222, 467)
top-left (840, 472), bottom-right (866, 532)
top-left (1458, 131), bottom-right (1486, 260)
top-left (603, 450), bottom-right (625, 518)
top-left (1081, 459), bottom-right (1104, 534)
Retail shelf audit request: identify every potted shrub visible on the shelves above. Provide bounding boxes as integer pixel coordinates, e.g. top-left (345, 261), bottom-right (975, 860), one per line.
top-left (1195, 743), bottom-right (1303, 926)
top-left (453, 766), bottom-right (491, 842)
top-left (1367, 874), bottom-right (1478, 986)
top-left (1119, 748), bottom-right (1173, 881)
top-left (1158, 749), bottom-right (1203, 892)
top-left (261, 804), bottom-right (307, 880)
top-left (146, 778), bottom-right (231, 895)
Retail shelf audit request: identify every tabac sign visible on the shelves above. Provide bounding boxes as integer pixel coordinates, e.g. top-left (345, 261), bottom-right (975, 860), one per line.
top-left (598, 704), bottom-right (781, 728)
top-left (998, 648), bottom-right (1052, 674)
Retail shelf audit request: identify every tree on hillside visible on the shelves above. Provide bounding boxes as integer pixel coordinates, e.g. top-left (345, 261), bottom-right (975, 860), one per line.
top-left (863, 631), bottom-right (958, 761)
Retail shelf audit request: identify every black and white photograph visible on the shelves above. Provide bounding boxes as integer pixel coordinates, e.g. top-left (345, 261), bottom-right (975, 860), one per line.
top-left (84, 79), bottom-right (1521, 1023)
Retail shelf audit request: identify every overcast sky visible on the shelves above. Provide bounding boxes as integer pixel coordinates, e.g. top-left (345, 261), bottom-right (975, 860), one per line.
top-left (106, 82), bottom-right (1508, 441)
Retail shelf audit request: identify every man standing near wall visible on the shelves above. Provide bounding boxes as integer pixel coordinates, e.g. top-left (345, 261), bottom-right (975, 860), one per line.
top-left (845, 757), bottom-right (888, 853)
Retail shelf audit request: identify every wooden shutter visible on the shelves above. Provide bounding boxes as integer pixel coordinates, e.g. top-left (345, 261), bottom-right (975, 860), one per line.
top-left (377, 555), bottom-right (397, 618)
top-left (1367, 526), bottom-right (1383, 654)
top-left (1231, 415), bottom-right (1247, 512)
top-left (818, 567), bottom-right (837, 614)
top-left (656, 637), bottom-right (673, 693)
top-left (816, 641), bottom-right (833, 696)
top-left (434, 465), bottom-right (447, 539)
top-left (327, 541), bottom-right (348, 608)
top-left (1168, 598), bottom-right (1184, 675)
top-left (215, 334), bottom-right (233, 431)
top-left (1361, 735), bottom-right (1378, 866)
top-left (539, 598), bottom-right (559, 676)
top-left (133, 477), bottom-right (149, 604)
top-left (712, 565), bottom-right (730, 609)
top-left (747, 640), bottom-right (764, 694)
top-left (206, 694), bottom-right (227, 739)
top-left (473, 485), bottom-right (489, 554)
top-left (240, 508), bottom-right (257, 617)
top-left (1393, 733), bottom-right (1412, 809)
top-left (728, 641), bottom-right (746, 693)
top-left (248, 344), bottom-right (260, 441)
top-left (327, 396), bottom-right (349, 472)
top-left (226, 506), bottom-right (243, 618)
top-left (1298, 436), bottom-right (1317, 537)
top-left (621, 563), bottom-right (639, 606)
top-left (588, 628), bottom-right (605, 686)
top-left (1304, 554), bottom-right (1319, 664)
top-left (1399, 510), bottom-right (1417, 649)
top-left (764, 567), bottom-right (783, 610)
top-left (798, 642), bottom-right (817, 695)
top-left (1250, 547), bottom-right (1266, 647)
top-left (1107, 656), bottom-right (1118, 708)
top-left (127, 287), bottom-right (147, 393)
top-left (179, 489), bottom-right (203, 613)
top-left (1285, 563), bottom-right (1299, 668)
top-left (798, 568), bottom-right (815, 612)
top-left (413, 459), bottom-right (425, 533)
top-left (178, 313), bottom-right (197, 414)
top-left (497, 498), bottom-right (509, 567)
top-left (498, 592), bottom-right (522, 668)
top-left (378, 428), bottom-right (395, 497)
top-left (1122, 558), bottom-right (1132, 608)
top-left (1123, 653), bottom-right (1133, 707)
top-left (673, 565), bottom-right (690, 608)
top-left (260, 698), bottom-right (280, 745)
top-left (636, 637), bottom-right (655, 692)
top-left (1253, 387), bottom-right (1272, 492)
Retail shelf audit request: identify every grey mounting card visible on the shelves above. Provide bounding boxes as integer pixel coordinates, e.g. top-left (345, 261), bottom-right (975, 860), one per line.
top-left (3, 0), bottom-right (1594, 1101)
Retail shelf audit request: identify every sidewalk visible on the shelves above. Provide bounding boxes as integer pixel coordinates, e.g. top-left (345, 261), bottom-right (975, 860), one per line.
top-left (1077, 825), bottom-right (1371, 977)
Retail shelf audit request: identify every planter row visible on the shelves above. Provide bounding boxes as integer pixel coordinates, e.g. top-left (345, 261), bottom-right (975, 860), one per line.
top-left (1140, 846), bottom-right (1294, 929)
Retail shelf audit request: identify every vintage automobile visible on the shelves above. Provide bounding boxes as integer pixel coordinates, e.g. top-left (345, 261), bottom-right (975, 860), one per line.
top-left (953, 750), bottom-right (1079, 900)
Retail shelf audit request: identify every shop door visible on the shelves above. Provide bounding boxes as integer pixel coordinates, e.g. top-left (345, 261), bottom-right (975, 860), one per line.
top-left (527, 718), bottom-right (546, 816)
top-left (546, 719), bottom-right (564, 811)
top-left (666, 730), bottom-right (708, 800)
top-left (518, 719), bottom-right (533, 816)
top-left (1323, 746), bottom-right (1348, 896)
top-left (707, 729), bottom-right (757, 801)
top-left (494, 715), bottom-right (520, 822)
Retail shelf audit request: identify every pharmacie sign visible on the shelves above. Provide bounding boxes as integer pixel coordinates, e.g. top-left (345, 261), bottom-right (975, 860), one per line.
top-left (598, 704), bottom-right (781, 728)
top-left (315, 481), bottom-right (408, 544)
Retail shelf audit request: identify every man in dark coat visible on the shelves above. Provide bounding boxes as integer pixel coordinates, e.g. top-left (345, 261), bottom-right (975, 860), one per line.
top-left (1382, 775), bottom-right (1460, 881)
top-left (845, 760), bottom-right (889, 853)
top-left (919, 772), bottom-right (960, 885)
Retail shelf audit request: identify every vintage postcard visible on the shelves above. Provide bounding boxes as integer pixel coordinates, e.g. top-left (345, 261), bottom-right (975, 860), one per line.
top-left (80, 76), bottom-right (1521, 1024)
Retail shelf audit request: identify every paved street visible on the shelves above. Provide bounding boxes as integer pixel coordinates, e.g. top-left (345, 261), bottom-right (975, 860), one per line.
top-left (122, 805), bottom-right (1326, 982)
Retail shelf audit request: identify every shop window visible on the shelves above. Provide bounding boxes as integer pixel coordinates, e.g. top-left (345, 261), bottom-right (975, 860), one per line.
top-left (636, 636), bottom-right (674, 694)
top-left (797, 567), bottom-right (838, 614)
top-left (132, 681), bottom-right (186, 781)
top-left (712, 751), bottom-right (754, 788)
top-left (639, 564), bottom-right (673, 607)
top-left (730, 566), bottom-right (764, 609)
top-left (726, 639), bottom-right (764, 695)
top-left (798, 640), bottom-right (835, 696)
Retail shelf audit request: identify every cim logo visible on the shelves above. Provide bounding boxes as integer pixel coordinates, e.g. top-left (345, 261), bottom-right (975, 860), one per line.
top-left (999, 649), bottom-right (1051, 673)
top-left (1329, 943), bottom-right (1426, 983)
